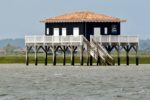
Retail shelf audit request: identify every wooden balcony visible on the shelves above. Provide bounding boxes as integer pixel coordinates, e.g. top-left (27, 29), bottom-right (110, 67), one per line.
top-left (25, 35), bottom-right (139, 46)
top-left (91, 35), bottom-right (139, 45)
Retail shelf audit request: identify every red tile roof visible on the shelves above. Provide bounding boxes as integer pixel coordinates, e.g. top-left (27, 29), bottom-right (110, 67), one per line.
top-left (41, 11), bottom-right (126, 23)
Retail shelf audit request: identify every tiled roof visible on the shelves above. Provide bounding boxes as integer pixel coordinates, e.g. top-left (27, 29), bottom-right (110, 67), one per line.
top-left (41, 11), bottom-right (126, 23)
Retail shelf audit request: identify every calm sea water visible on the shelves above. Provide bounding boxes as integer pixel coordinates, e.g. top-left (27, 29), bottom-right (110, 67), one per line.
top-left (0, 64), bottom-right (150, 100)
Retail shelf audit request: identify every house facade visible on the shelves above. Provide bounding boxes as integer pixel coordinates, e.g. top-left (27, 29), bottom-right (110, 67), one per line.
top-left (42, 11), bottom-right (125, 40)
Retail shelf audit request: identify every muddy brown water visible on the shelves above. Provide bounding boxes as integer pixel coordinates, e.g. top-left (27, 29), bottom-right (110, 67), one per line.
top-left (0, 64), bottom-right (150, 100)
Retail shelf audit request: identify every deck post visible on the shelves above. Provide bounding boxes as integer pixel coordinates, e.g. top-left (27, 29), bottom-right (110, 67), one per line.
top-left (90, 56), bottom-right (93, 66)
top-left (136, 46), bottom-right (139, 66)
top-left (126, 45), bottom-right (129, 66)
top-left (71, 46), bottom-right (75, 66)
top-left (63, 46), bottom-right (66, 66)
top-left (45, 46), bottom-right (48, 66)
top-left (87, 50), bottom-right (90, 66)
top-left (35, 46), bottom-right (38, 66)
top-left (80, 45), bottom-right (84, 66)
top-left (52, 46), bottom-right (56, 66)
top-left (117, 46), bottom-right (120, 66)
top-left (97, 56), bottom-right (100, 66)
top-left (26, 46), bottom-right (29, 66)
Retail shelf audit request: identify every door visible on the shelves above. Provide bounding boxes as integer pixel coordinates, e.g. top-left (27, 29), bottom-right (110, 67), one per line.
top-left (73, 27), bottom-right (79, 36)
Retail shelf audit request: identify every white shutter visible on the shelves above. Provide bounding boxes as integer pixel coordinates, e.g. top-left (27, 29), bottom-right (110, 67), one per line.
top-left (53, 28), bottom-right (59, 36)
top-left (73, 27), bottom-right (79, 36)
top-left (46, 28), bottom-right (49, 35)
top-left (104, 27), bottom-right (108, 34)
top-left (94, 27), bottom-right (101, 35)
top-left (62, 28), bottom-right (67, 36)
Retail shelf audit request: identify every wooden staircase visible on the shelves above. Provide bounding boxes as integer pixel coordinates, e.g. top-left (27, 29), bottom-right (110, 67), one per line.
top-left (83, 36), bottom-right (115, 65)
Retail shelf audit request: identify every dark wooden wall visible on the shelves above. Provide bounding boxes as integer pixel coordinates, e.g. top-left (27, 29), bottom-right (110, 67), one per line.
top-left (45, 22), bottom-right (120, 40)
top-left (45, 23), bottom-right (84, 36)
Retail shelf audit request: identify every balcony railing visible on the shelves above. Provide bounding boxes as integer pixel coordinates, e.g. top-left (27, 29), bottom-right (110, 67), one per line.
top-left (25, 35), bottom-right (83, 45)
top-left (91, 35), bottom-right (139, 44)
top-left (25, 35), bottom-right (139, 45)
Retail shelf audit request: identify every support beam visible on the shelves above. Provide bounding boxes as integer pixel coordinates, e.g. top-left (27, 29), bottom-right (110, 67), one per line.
top-left (71, 46), bottom-right (75, 66)
top-left (63, 46), bottom-right (66, 66)
top-left (126, 46), bottom-right (129, 66)
top-left (80, 45), bottom-right (84, 66)
top-left (52, 46), bottom-right (56, 66)
top-left (90, 56), bottom-right (93, 66)
top-left (35, 46), bottom-right (38, 66)
top-left (97, 56), bottom-right (100, 66)
top-left (136, 46), bottom-right (139, 66)
top-left (87, 55), bottom-right (90, 66)
top-left (26, 46), bottom-right (29, 66)
top-left (45, 46), bottom-right (48, 66)
top-left (117, 46), bottom-right (120, 66)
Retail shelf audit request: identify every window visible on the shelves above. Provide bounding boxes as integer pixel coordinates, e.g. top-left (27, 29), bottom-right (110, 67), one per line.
top-left (104, 27), bottom-right (108, 34)
top-left (73, 27), bottom-right (79, 36)
top-left (62, 28), bottom-right (67, 36)
top-left (94, 27), bottom-right (101, 35)
top-left (46, 28), bottom-right (49, 35)
top-left (53, 28), bottom-right (59, 36)
top-left (112, 25), bottom-right (117, 34)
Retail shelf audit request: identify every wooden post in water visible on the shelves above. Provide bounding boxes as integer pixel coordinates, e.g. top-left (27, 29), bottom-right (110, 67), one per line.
top-left (26, 46), bottom-right (29, 66)
top-left (80, 45), bottom-right (84, 66)
top-left (126, 45), bottom-right (129, 66)
top-left (45, 46), bottom-right (48, 66)
top-left (117, 46), bottom-right (120, 66)
top-left (136, 46), bottom-right (139, 66)
top-left (87, 53), bottom-right (90, 66)
top-left (97, 56), bottom-right (100, 66)
top-left (71, 46), bottom-right (75, 66)
top-left (63, 46), bottom-right (66, 66)
top-left (35, 46), bottom-right (38, 66)
top-left (90, 56), bottom-right (93, 66)
top-left (52, 46), bottom-right (56, 66)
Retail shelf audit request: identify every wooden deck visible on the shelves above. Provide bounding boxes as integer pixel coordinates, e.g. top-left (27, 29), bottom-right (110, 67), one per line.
top-left (25, 35), bottom-right (139, 66)
top-left (25, 35), bottom-right (139, 46)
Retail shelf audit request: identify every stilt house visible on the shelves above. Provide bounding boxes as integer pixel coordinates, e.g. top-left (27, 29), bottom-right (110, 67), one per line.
top-left (25, 11), bottom-right (139, 66)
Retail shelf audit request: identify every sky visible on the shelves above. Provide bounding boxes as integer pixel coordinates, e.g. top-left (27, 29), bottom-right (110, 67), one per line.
top-left (0, 0), bottom-right (150, 39)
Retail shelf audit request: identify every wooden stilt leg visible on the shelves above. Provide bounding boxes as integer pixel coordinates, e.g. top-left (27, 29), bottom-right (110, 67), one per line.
top-left (63, 46), bottom-right (66, 66)
top-left (80, 45), bottom-right (84, 66)
top-left (45, 52), bottom-right (47, 66)
top-left (97, 56), bottom-right (100, 66)
top-left (26, 46), bottom-right (29, 66)
top-left (136, 46), bottom-right (139, 66)
top-left (35, 46), bottom-right (38, 66)
top-left (71, 46), bottom-right (74, 66)
top-left (86, 47), bottom-right (90, 66)
top-left (126, 46), bottom-right (129, 66)
top-left (90, 56), bottom-right (93, 66)
top-left (53, 47), bottom-right (56, 66)
top-left (118, 46), bottom-right (120, 66)
top-left (45, 46), bottom-right (48, 66)
top-left (73, 50), bottom-right (75, 66)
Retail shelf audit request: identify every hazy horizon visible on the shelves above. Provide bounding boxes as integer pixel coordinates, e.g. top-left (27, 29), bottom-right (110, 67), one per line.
top-left (0, 0), bottom-right (150, 39)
